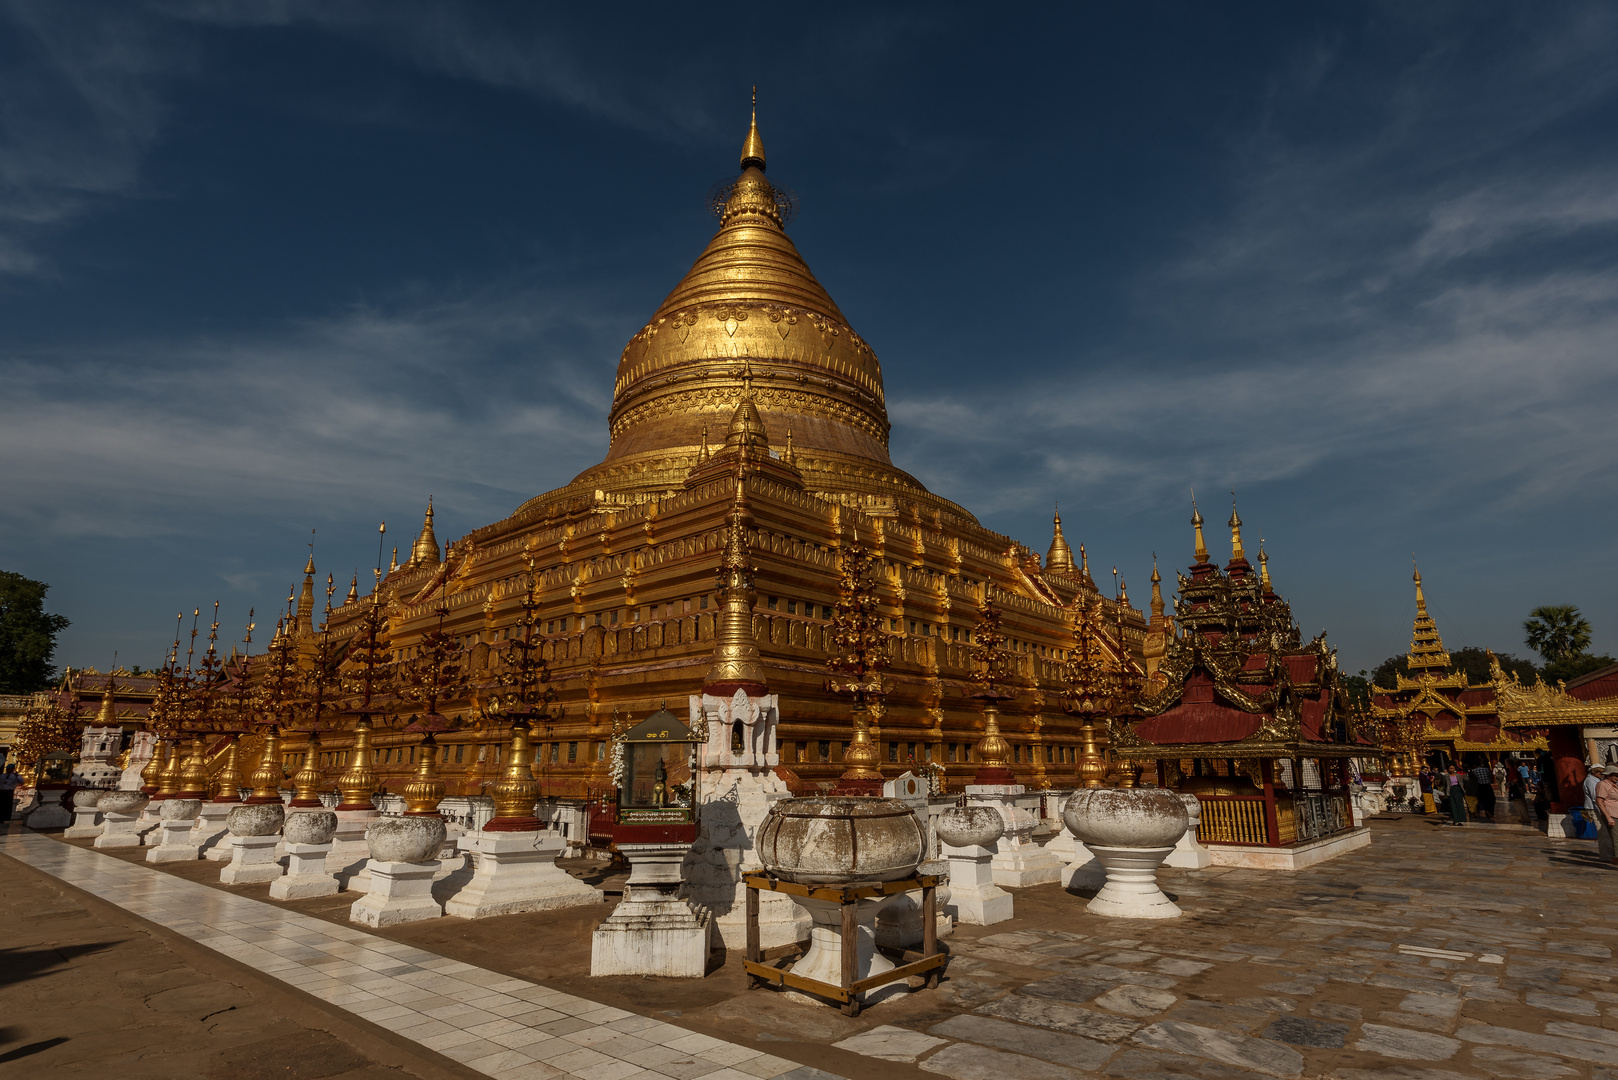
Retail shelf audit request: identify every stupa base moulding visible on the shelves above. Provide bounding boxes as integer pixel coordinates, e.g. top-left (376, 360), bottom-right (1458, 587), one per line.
top-left (349, 861), bottom-right (442, 926)
top-left (1206, 827), bottom-right (1371, 870)
top-left (444, 831), bottom-right (601, 919)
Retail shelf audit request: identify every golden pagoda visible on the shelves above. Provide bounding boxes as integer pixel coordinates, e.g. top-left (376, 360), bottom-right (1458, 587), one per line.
top-left (274, 100), bottom-right (1146, 800)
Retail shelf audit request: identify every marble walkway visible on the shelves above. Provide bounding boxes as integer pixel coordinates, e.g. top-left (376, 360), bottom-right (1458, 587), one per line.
top-left (0, 830), bottom-right (837, 1080)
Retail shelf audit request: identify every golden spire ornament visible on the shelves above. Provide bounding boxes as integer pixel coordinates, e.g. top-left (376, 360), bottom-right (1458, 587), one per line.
top-left (1228, 496), bottom-right (1245, 562)
top-left (402, 733), bottom-right (446, 816)
top-left (740, 85), bottom-right (766, 172)
top-left (1192, 497), bottom-right (1209, 564)
top-left (704, 464), bottom-right (767, 694)
top-left (826, 524), bottom-right (889, 794)
top-left (968, 590), bottom-right (1015, 786)
top-left (1046, 504), bottom-right (1076, 574)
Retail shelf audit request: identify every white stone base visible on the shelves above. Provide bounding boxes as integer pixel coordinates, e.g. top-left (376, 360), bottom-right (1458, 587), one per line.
top-left (25, 790), bottom-right (71, 830)
top-left (1042, 820), bottom-right (1082, 863)
top-left (1163, 829), bottom-right (1214, 869)
top-left (349, 860), bottom-right (442, 926)
top-left (1085, 844), bottom-right (1181, 919)
top-left (269, 842), bottom-right (339, 900)
top-left (686, 766), bottom-right (809, 950)
top-left (147, 818), bottom-right (201, 863)
top-left (188, 802), bottom-right (235, 860)
top-left (873, 884), bottom-right (953, 950)
top-left (1061, 848), bottom-right (1107, 890)
top-left (591, 896), bottom-right (710, 977)
top-left (94, 812), bottom-right (145, 849)
top-left (787, 894), bottom-right (906, 1005)
top-left (1206, 827), bottom-right (1372, 870)
top-left (137, 805), bottom-right (163, 845)
top-left (219, 834), bottom-right (284, 884)
top-left (328, 808), bottom-right (380, 887)
top-left (63, 808), bottom-right (103, 839)
top-left (444, 831), bottom-right (601, 919)
top-left (942, 843), bottom-right (1013, 925)
top-left (990, 842), bottom-right (1065, 887)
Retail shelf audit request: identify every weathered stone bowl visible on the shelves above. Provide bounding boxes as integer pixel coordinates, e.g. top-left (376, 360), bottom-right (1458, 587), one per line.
top-left (1063, 788), bottom-right (1189, 849)
top-left (284, 809), bottom-right (338, 846)
top-left (160, 798), bottom-right (202, 821)
top-left (74, 789), bottom-right (105, 810)
top-left (757, 797), bottom-right (925, 884)
top-left (227, 802), bottom-right (285, 837)
top-left (935, 805), bottom-right (1004, 849)
top-left (97, 791), bottom-right (147, 816)
top-left (366, 815), bottom-right (447, 864)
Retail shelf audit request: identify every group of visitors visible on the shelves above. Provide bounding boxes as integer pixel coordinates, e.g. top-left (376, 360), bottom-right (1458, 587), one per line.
top-left (1415, 756), bottom-right (1548, 825)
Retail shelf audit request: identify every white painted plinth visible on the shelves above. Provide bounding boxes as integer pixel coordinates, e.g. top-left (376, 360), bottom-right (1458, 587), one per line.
top-left (137, 804), bottom-right (163, 845)
top-left (687, 766), bottom-right (809, 950)
top-left (967, 791), bottom-right (1063, 888)
top-left (590, 842), bottom-right (709, 978)
top-left (1162, 796), bottom-right (1213, 870)
top-left (1061, 846), bottom-right (1106, 890)
top-left (873, 876), bottom-right (953, 949)
top-left (189, 802), bottom-right (235, 860)
top-left (94, 811), bottom-right (144, 848)
top-left (269, 842), bottom-right (340, 900)
top-left (1206, 826), bottom-right (1372, 869)
top-left (941, 842), bottom-right (1013, 925)
top-left (1084, 843), bottom-right (1181, 919)
top-left (64, 806), bottom-right (103, 840)
top-left (219, 834), bottom-right (284, 884)
top-left (444, 830), bottom-right (600, 919)
top-left (788, 894), bottom-right (905, 1005)
top-left (147, 818), bottom-right (202, 863)
top-left (25, 790), bottom-right (71, 830)
top-left (1043, 820), bottom-right (1082, 863)
top-left (327, 809), bottom-right (379, 888)
top-left (349, 860), bottom-right (441, 926)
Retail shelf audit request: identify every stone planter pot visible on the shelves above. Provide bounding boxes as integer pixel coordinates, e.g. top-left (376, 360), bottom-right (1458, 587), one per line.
top-left (74, 789), bottom-right (105, 810)
top-left (758, 797), bottom-right (925, 884)
top-left (227, 802), bottom-right (285, 837)
top-left (1062, 788), bottom-right (1189, 919)
top-left (98, 791), bottom-right (149, 816)
top-left (284, 810), bottom-right (338, 846)
top-left (160, 798), bottom-right (202, 821)
top-left (366, 815), bottom-right (447, 864)
top-left (936, 805), bottom-right (1004, 849)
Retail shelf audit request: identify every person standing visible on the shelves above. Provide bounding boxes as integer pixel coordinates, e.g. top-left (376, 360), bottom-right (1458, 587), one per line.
top-left (1447, 765), bottom-right (1469, 825)
top-left (1419, 768), bottom-right (1436, 814)
top-left (0, 765), bottom-right (22, 823)
top-left (1594, 766), bottom-right (1618, 864)
top-left (1471, 760), bottom-right (1497, 821)
top-left (1585, 764), bottom-right (1604, 837)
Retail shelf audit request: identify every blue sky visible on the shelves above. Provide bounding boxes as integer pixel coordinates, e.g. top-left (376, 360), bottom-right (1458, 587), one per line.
top-left (2, 2), bottom-right (1615, 675)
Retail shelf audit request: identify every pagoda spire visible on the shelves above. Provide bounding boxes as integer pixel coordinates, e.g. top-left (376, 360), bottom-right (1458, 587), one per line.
top-left (346, 573), bottom-right (359, 606)
top-left (410, 499), bottom-right (440, 568)
top-left (1258, 542), bottom-right (1273, 591)
top-left (1046, 504), bottom-right (1076, 574)
top-left (1407, 562), bottom-right (1451, 677)
top-left (740, 86), bottom-right (766, 172)
top-left (1191, 499), bottom-right (1209, 564)
top-left (1149, 557), bottom-right (1165, 623)
top-left (1225, 497), bottom-right (1251, 578)
top-left (295, 545), bottom-right (316, 636)
top-left (704, 463), bottom-right (767, 695)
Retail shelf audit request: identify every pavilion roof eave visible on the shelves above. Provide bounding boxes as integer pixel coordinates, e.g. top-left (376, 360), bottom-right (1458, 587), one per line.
top-left (1112, 740), bottom-right (1367, 761)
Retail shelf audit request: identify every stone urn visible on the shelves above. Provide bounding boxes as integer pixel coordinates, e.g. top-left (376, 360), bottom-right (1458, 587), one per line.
top-left (1062, 788), bottom-right (1189, 919)
top-left (75, 789), bottom-right (105, 810)
top-left (227, 801), bottom-right (285, 837)
top-left (160, 798), bottom-right (202, 821)
top-left (98, 791), bottom-right (149, 816)
top-left (757, 798), bottom-right (925, 1004)
top-left (936, 805), bottom-right (1004, 850)
top-left (284, 810), bottom-right (338, 846)
top-left (757, 797), bottom-right (925, 884)
top-left (366, 815), bottom-right (447, 864)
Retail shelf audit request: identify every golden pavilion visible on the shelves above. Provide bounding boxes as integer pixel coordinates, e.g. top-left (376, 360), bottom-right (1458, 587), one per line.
top-left (257, 103), bottom-right (1147, 801)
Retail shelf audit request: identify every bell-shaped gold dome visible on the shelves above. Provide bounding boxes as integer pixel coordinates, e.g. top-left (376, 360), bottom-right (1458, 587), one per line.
top-left (540, 99), bottom-right (973, 524)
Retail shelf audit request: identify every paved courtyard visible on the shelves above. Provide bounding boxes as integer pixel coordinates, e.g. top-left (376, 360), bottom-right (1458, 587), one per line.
top-left (4, 815), bottom-right (1617, 1080)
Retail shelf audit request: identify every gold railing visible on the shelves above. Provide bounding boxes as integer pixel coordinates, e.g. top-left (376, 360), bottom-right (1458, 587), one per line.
top-left (1196, 796), bottom-right (1270, 845)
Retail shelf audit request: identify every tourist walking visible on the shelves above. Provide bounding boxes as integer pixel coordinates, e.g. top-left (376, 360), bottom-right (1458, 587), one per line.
top-left (1447, 765), bottom-right (1469, 825)
top-left (1471, 760), bottom-right (1497, 821)
top-left (1419, 769), bottom-right (1436, 814)
top-left (0, 765), bottom-right (22, 823)
top-left (1594, 766), bottom-right (1618, 864)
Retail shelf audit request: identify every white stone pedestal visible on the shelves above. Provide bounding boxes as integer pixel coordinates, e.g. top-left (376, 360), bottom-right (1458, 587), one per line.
top-left (220, 834), bottom-right (284, 884)
top-left (189, 802), bottom-right (235, 860)
top-left (63, 800), bottom-right (104, 840)
top-left (270, 842), bottom-right (340, 900)
top-left (328, 808), bottom-right (379, 888)
top-left (941, 842), bottom-right (1013, 925)
top-left (25, 789), bottom-right (71, 830)
top-left (966, 788), bottom-right (1063, 888)
top-left (686, 767), bottom-right (809, 950)
top-left (590, 842), bottom-right (709, 977)
top-left (1163, 794), bottom-right (1213, 870)
top-left (1043, 819), bottom-right (1082, 863)
top-left (148, 821), bottom-right (200, 862)
top-left (94, 810), bottom-right (145, 848)
top-left (790, 894), bottom-right (904, 1005)
top-left (444, 830), bottom-right (600, 919)
top-left (137, 802), bottom-right (165, 845)
top-left (874, 864), bottom-right (952, 949)
top-left (1085, 844), bottom-right (1181, 919)
top-left (350, 860), bottom-right (441, 926)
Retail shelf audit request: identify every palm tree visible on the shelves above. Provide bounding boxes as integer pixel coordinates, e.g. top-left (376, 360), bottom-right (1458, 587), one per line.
top-left (1523, 605), bottom-right (1592, 665)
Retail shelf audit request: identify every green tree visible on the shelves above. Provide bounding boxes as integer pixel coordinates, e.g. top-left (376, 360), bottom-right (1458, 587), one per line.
top-left (1449, 646), bottom-right (1537, 686)
top-left (1524, 605), bottom-right (1593, 665)
top-left (0, 571), bottom-right (70, 693)
top-left (1542, 652), bottom-right (1616, 686)
top-left (1371, 655), bottom-right (1410, 690)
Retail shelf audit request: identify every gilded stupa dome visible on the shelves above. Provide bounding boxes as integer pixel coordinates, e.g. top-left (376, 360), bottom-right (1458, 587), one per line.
top-left (546, 96), bottom-right (970, 521)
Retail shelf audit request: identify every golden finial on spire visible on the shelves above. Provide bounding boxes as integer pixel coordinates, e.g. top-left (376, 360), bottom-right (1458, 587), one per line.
top-left (1149, 553), bottom-right (1165, 620)
top-left (1191, 495), bottom-right (1208, 563)
top-left (1259, 541), bottom-right (1272, 589)
top-left (410, 497), bottom-right (440, 567)
top-left (346, 573), bottom-right (359, 605)
top-left (740, 85), bottom-right (766, 173)
top-left (783, 427), bottom-right (796, 466)
top-left (1228, 494), bottom-right (1244, 561)
top-left (1046, 502), bottom-right (1076, 574)
top-left (1413, 559), bottom-right (1426, 610)
top-left (698, 424), bottom-right (710, 463)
